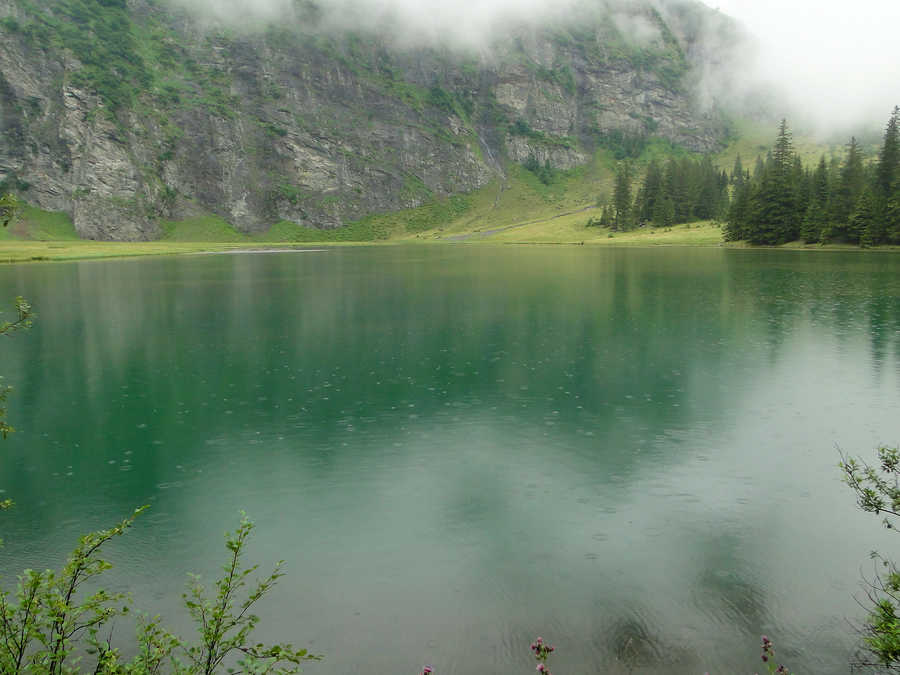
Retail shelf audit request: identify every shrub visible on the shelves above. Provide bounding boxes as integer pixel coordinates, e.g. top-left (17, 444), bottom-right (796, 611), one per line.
top-left (0, 510), bottom-right (320, 674)
top-left (841, 445), bottom-right (900, 668)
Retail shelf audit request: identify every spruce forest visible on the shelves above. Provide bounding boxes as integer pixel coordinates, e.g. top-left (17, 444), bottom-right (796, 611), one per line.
top-left (599, 107), bottom-right (900, 247)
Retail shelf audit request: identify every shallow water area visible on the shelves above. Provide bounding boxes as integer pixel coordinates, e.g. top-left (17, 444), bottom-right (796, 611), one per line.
top-left (0, 246), bottom-right (898, 674)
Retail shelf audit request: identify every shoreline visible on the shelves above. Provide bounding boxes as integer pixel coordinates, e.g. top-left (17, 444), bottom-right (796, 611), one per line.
top-left (0, 237), bottom-right (898, 265)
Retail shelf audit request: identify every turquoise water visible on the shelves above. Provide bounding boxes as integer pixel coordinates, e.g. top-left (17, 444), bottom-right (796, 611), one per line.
top-left (0, 246), bottom-right (898, 674)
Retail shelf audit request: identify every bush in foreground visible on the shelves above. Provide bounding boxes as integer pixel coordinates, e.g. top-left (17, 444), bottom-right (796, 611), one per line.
top-left (0, 509), bottom-right (319, 674)
top-left (841, 445), bottom-right (900, 669)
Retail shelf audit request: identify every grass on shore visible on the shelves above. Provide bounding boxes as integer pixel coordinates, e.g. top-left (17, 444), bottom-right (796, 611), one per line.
top-left (0, 240), bottom-right (336, 264)
top-left (0, 221), bottom-right (737, 264)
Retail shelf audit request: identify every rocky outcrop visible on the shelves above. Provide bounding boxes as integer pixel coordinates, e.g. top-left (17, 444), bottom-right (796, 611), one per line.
top-left (0, 0), bottom-right (730, 240)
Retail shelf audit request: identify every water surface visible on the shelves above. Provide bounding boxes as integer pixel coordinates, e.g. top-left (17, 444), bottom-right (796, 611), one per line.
top-left (1, 246), bottom-right (898, 674)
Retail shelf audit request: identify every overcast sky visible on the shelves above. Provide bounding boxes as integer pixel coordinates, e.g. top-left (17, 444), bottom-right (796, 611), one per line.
top-left (704, 0), bottom-right (900, 133)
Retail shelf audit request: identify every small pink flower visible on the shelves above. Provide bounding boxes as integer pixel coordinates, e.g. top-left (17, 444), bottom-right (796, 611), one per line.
top-left (422, 667), bottom-right (433, 674)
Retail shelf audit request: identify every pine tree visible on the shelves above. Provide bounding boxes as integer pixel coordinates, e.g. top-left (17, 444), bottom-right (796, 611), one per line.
top-left (725, 180), bottom-right (751, 241)
top-left (731, 154), bottom-right (745, 186)
top-left (870, 107), bottom-right (900, 245)
top-left (854, 188), bottom-right (879, 247)
top-left (613, 162), bottom-right (632, 230)
top-left (663, 158), bottom-right (690, 224)
top-left (746, 119), bottom-right (797, 244)
top-left (801, 156), bottom-right (829, 243)
top-left (793, 157), bottom-right (810, 223)
top-left (828, 136), bottom-right (866, 240)
top-left (651, 192), bottom-right (665, 226)
top-left (716, 169), bottom-right (731, 220)
top-left (753, 155), bottom-right (765, 179)
top-left (600, 202), bottom-right (614, 227)
top-left (887, 188), bottom-right (900, 244)
top-left (694, 156), bottom-right (720, 220)
top-left (661, 197), bottom-right (675, 228)
top-left (640, 160), bottom-right (664, 223)
top-left (876, 106), bottom-right (900, 200)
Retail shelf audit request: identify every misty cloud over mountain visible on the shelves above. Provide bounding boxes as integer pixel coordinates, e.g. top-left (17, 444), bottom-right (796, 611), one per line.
top-left (711, 0), bottom-right (900, 134)
top-left (165, 0), bottom-right (898, 133)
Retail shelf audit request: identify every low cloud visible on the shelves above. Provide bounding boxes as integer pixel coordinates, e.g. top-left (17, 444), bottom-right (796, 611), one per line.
top-left (611, 12), bottom-right (663, 48)
top-left (700, 0), bottom-right (900, 134)
top-left (168, 0), bottom-right (580, 49)
top-left (164, 0), bottom-right (899, 134)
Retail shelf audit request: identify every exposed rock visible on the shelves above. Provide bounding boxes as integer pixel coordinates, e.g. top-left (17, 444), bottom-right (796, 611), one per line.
top-left (0, 0), bottom-right (730, 239)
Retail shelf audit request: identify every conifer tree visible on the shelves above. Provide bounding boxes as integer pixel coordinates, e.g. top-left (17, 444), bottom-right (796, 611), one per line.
top-left (829, 136), bottom-right (866, 240)
top-left (747, 119), bottom-right (797, 244)
top-left (640, 160), bottom-right (664, 223)
top-left (723, 107), bottom-right (900, 247)
top-left (717, 170), bottom-right (731, 219)
top-left (887, 187), bottom-right (900, 244)
top-left (801, 156), bottom-right (829, 243)
top-left (876, 106), bottom-right (900, 200)
top-left (793, 157), bottom-right (810, 228)
top-left (854, 188), bottom-right (879, 247)
top-left (613, 162), bottom-right (633, 230)
top-left (725, 180), bottom-right (750, 241)
top-left (871, 106), bottom-right (900, 245)
top-left (660, 197), bottom-right (675, 228)
top-left (753, 155), bottom-right (765, 179)
top-left (731, 154), bottom-right (745, 186)
top-left (650, 192), bottom-right (664, 226)
top-left (600, 201), bottom-right (615, 227)
top-left (694, 156), bottom-right (721, 220)
top-left (660, 158), bottom-right (686, 223)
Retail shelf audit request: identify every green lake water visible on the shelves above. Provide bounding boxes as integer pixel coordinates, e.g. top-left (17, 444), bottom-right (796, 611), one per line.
top-left (0, 246), bottom-right (899, 674)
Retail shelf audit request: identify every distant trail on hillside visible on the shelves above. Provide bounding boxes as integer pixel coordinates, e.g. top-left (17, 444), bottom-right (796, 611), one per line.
top-left (445, 205), bottom-right (597, 241)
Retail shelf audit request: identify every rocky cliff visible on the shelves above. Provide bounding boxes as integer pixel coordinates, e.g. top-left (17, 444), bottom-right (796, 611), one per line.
top-left (0, 0), bottom-right (733, 240)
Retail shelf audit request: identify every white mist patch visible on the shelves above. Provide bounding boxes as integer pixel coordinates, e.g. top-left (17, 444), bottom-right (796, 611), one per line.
top-left (163, 0), bottom-right (900, 133)
top-left (175, 0), bottom-right (293, 22)
top-left (704, 0), bottom-right (900, 133)
top-left (164, 0), bottom-right (692, 52)
top-left (166, 0), bottom-right (582, 49)
top-left (611, 12), bottom-right (663, 47)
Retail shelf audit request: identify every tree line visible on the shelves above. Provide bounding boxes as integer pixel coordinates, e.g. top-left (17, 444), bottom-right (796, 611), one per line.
top-left (592, 107), bottom-right (900, 247)
top-left (726, 108), bottom-right (900, 246)
top-left (593, 154), bottom-right (730, 230)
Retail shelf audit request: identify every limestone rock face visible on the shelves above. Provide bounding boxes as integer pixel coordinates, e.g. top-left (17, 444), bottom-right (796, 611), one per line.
top-left (0, 0), bottom-right (730, 239)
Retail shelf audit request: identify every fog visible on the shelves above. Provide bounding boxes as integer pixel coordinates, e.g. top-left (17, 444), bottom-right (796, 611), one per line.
top-left (168, 0), bottom-right (699, 51)
top-left (705, 0), bottom-right (900, 133)
top-left (168, 0), bottom-right (899, 134)
top-left (171, 0), bottom-right (582, 48)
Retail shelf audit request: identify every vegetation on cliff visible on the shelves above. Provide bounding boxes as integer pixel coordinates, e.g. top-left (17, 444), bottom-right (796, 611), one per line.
top-left (0, 0), bottom-right (730, 239)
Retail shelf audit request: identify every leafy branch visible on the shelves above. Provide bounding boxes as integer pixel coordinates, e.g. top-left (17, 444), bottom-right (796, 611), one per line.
top-left (0, 511), bottom-right (319, 674)
top-left (181, 514), bottom-right (320, 675)
top-left (840, 445), bottom-right (900, 668)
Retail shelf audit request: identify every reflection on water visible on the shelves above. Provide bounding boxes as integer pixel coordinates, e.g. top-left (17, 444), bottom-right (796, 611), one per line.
top-left (0, 247), bottom-right (898, 674)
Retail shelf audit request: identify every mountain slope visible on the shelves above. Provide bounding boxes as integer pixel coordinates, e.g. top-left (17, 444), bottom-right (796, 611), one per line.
top-left (0, 0), bottom-right (733, 240)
